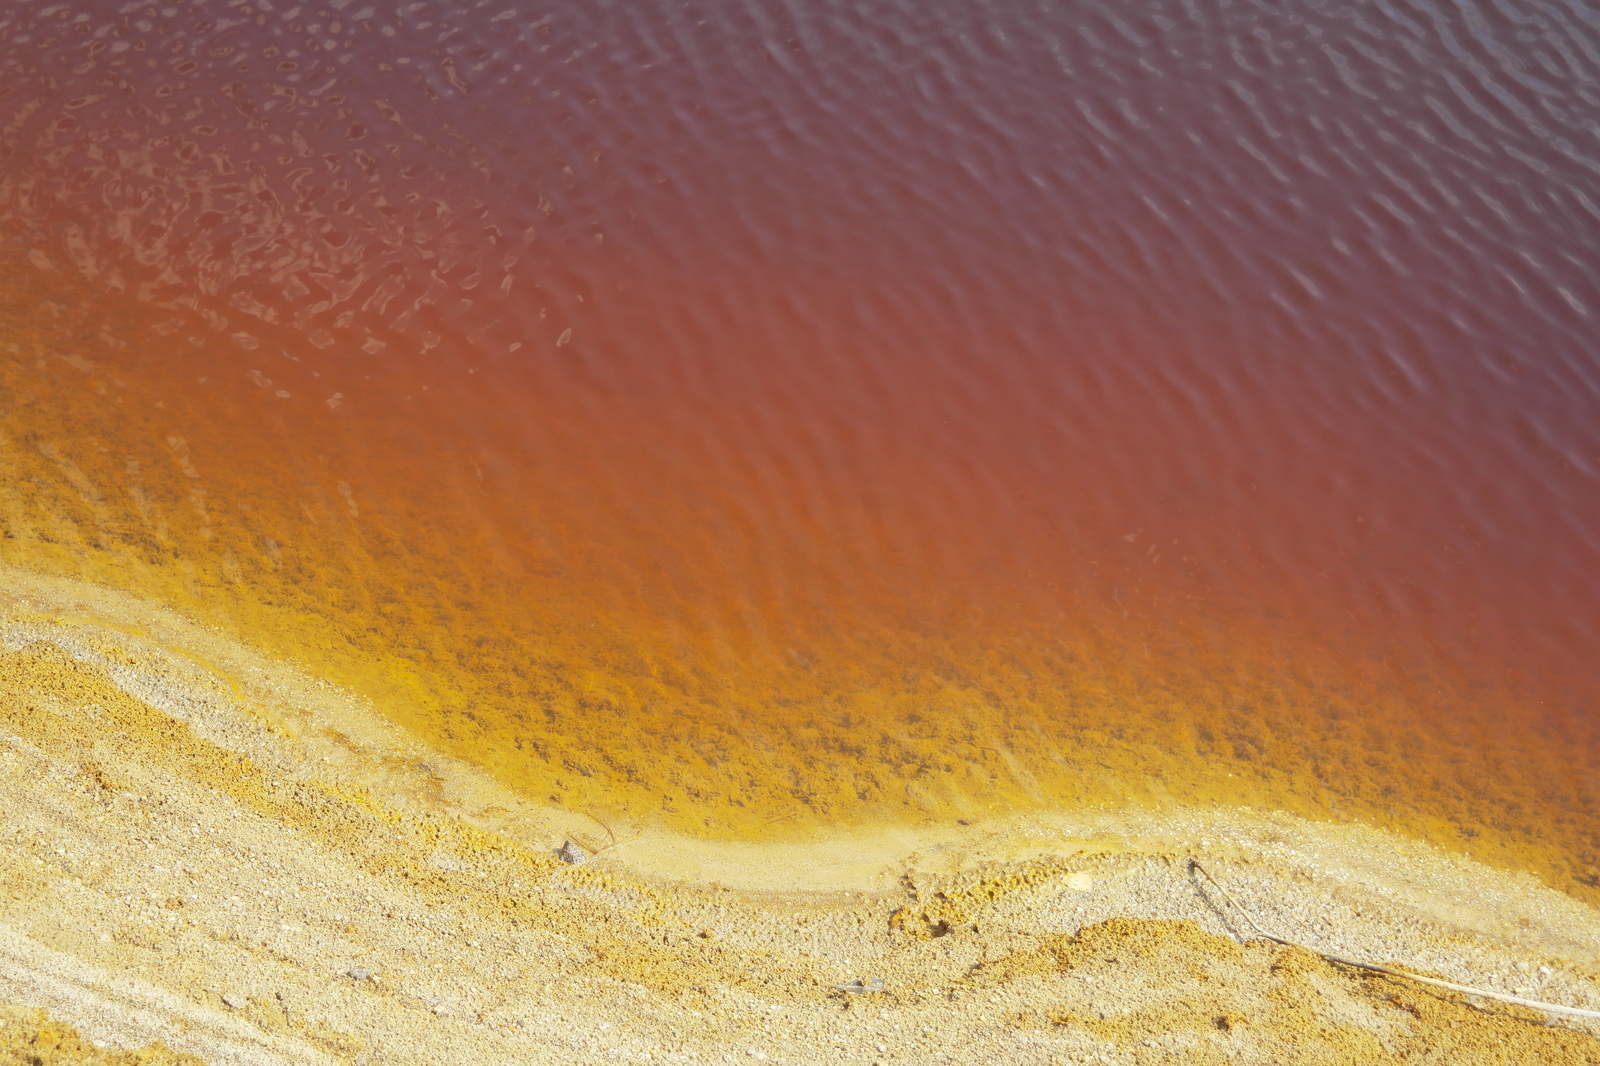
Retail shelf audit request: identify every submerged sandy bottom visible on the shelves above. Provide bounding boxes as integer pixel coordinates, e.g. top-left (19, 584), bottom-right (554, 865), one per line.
top-left (2, 567), bottom-right (1599, 1065)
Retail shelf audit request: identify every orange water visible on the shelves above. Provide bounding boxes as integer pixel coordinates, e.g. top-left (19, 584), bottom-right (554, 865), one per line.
top-left (2, 1), bottom-right (1599, 893)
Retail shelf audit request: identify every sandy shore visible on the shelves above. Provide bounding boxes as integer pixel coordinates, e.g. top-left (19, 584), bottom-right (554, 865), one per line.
top-left (3, 566), bottom-right (1600, 1065)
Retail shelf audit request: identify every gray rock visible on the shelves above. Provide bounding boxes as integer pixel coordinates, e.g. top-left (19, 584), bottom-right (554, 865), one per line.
top-left (834, 977), bottom-right (886, 994)
top-left (221, 992), bottom-right (248, 1009)
top-left (347, 966), bottom-right (373, 981)
top-left (556, 840), bottom-right (588, 865)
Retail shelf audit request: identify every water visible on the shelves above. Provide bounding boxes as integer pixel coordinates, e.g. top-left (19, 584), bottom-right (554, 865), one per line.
top-left (2, 0), bottom-right (1598, 893)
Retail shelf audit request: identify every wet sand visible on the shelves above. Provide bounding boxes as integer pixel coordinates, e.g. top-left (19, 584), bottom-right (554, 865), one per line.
top-left (3, 565), bottom-right (1600, 1065)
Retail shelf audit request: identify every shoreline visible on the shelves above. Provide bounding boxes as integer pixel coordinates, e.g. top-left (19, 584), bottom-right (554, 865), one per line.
top-left (3, 566), bottom-right (1600, 1063)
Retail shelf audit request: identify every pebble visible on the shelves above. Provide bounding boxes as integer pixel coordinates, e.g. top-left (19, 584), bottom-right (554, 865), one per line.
top-left (221, 992), bottom-right (247, 1009)
top-left (347, 966), bottom-right (373, 981)
top-left (557, 840), bottom-right (588, 865)
top-left (835, 977), bottom-right (886, 994)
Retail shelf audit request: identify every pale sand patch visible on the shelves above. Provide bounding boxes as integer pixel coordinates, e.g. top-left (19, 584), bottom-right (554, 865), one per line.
top-left (2, 564), bottom-right (1600, 1065)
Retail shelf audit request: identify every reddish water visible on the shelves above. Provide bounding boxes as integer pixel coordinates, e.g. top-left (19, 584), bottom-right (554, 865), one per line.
top-left (3, 1), bottom-right (1599, 891)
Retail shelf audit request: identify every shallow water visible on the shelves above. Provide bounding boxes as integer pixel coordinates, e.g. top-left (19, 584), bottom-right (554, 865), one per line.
top-left (1, 1), bottom-right (1598, 892)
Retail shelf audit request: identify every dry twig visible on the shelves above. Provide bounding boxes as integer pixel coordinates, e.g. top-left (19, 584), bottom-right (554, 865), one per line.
top-left (1188, 859), bottom-right (1600, 1022)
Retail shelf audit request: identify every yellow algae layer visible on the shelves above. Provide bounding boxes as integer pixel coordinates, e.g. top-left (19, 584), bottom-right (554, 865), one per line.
top-left (0, 1006), bottom-right (202, 1066)
top-left (2, 267), bottom-right (1599, 906)
top-left (0, 561), bottom-right (1593, 915)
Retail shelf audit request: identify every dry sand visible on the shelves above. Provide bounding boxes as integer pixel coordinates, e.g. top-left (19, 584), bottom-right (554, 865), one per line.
top-left (3, 564), bottom-right (1600, 1065)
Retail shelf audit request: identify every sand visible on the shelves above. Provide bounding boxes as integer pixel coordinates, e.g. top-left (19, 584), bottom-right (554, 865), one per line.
top-left (2, 564), bottom-right (1600, 1065)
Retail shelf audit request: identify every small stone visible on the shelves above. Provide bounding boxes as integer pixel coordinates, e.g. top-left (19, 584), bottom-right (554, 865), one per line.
top-left (556, 840), bottom-right (588, 865)
top-left (347, 967), bottom-right (373, 981)
top-left (221, 992), bottom-right (247, 1009)
top-left (835, 977), bottom-right (886, 994)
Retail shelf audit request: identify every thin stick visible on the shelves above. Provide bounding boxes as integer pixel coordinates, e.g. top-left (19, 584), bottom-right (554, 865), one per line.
top-left (1187, 859), bottom-right (1600, 1022)
top-left (576, 812), bottom-right (641, 856)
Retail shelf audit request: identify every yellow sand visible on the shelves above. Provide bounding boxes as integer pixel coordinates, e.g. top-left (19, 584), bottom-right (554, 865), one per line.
top-left (2, 565), bottom-right (1600, 1064)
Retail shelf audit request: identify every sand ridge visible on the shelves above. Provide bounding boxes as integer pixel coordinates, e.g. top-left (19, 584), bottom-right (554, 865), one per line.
top-left (2, 566), bottom-right (1600, 1064)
